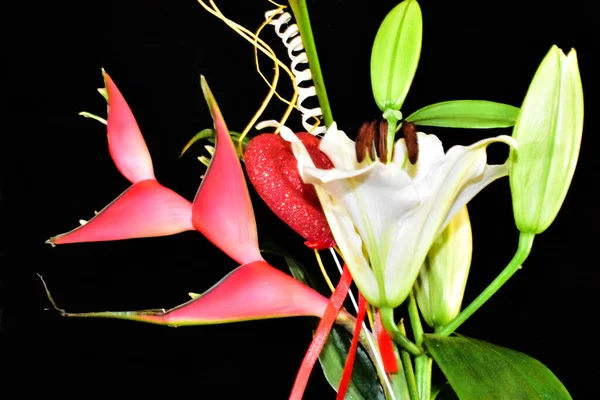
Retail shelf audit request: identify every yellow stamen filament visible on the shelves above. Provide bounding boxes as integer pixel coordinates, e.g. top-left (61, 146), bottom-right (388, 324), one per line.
top-left (314, 249), bottom-right (336, 293)
top-left (197, 1), bottom-right (299, 156)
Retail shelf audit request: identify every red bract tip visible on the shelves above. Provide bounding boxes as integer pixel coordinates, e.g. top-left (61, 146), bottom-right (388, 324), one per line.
top-left (47, 73), bottom-right (193, 245)
top-left (48, 261), bottom-right (329, 325)
top-left (103, 71), bottom-right (155, 184)
top-left (48, 180), bottom-right (193, 245)
top-left (192, 78), bottom-right (262, 265)
top-left (289, 264), bottom-right (353, 400)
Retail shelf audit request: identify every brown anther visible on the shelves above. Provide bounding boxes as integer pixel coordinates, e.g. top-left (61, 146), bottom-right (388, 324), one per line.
top-left (356, 120), bottom-right (395, 163)
top-left (377, 120), bottom-right (389, 163)
top-left (356, 120), bottom-right (377, 163)
top-left (402, 121), bottom-right (419, 164)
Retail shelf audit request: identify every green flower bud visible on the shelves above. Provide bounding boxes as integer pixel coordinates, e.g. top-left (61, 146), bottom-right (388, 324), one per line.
top-left (370, 0), bottom-right (422, 112)
top-left (509, 45), bottom-right (584, 234)
top-left (414, 206), bottom-right (472, 329)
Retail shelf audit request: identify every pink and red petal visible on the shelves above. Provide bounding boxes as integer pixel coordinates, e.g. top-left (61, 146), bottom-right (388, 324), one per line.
top-left (104, 71), bottom-right (156, 184)
top-left (48, 180), bottom-right (193, 245)
top-left (192, 78), bottom-right (262, 265)
top-left (58, 261), bottom-right (328, 324)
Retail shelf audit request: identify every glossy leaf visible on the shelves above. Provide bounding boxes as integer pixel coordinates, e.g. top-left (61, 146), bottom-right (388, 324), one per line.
top-left (371, 0), bottom-right (422, 111)
top-left (424, 334), bottom-right (572, 399)
top-left (320, 325), bottom-right (385, 400)
top-left (405, 100), bottom-right (520, 128)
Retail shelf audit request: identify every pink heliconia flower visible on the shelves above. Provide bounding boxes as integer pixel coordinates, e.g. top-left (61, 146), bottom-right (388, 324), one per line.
top-left (46, 71), bottom-right (194, 245)
top-left (48, 74), bottom-right (335, 326)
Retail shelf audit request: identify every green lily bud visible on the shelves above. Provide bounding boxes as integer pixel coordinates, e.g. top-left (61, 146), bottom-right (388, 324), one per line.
top-left (509, 45), bottom-right (584, 234)
top-left (414, 206), bottom-right (472, 329)
top-left (370, 0), bottom-right (422, 112)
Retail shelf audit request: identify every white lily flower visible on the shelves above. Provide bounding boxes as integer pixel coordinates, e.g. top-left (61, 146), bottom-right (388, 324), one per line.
top-left (256, 121), bottom-right (517, 308)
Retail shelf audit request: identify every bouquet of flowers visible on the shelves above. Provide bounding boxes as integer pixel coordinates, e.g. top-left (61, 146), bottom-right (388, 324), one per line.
top-left (40, 0), bottom-right (584, 398)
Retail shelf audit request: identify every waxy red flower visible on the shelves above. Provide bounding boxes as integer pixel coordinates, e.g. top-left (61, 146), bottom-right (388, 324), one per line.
top-left (47, 73), bottom-right (333, 324)
top-left (47, 71), bottom-right (194, 245)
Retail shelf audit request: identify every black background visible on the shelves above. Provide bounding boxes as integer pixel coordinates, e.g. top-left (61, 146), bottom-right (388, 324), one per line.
top-left (5, 0), bottom-right (598, 398)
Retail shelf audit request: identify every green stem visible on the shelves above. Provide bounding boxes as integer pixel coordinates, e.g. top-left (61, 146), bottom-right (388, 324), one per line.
top-left (380, 307), bottom-right (423, 357)
top-left (398, 322), bottom-right (420, 400)
top-left (407, 291), bottom-right (424, 347)
top-left (436, 232), bottom-right (535, 337)
top-left (288, 0), bottom-right (334, 127)
top-left (415, 355), bottom-right (432, 400)
top-left (382, 108), bottom-right (402, 163)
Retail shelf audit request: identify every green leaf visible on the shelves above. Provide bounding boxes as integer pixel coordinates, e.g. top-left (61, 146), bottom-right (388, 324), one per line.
top-left (405, 100), bottom-right (520, 128)
top-left (180, 129), bottom-right (216, 158)
top-left (371, 0), bottom-right (422, 111)
top-left (78, 111), bottom-right (107, 125)
top-left (424, 334), bottom-right (572, 399)
top-left (180, 128), bottom-right (247, 159)
top-left (320, 325), bottom-right (386, 400)
top-left (260, 242), bottom-right (385, 399)
top-left (433, 383), bottom-right (459, 400)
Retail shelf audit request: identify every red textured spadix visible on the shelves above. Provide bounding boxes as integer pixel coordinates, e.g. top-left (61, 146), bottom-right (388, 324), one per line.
top-left (244, 133), bottom-right (335, 249)
top-left (58, 261), bottom-right (328, 324)
top-left (192, 78), bottom-right (261, 265)
top-left (104, 71), bottom-right (155, 184)
top-left (48, 180), bottom-right (193, 245)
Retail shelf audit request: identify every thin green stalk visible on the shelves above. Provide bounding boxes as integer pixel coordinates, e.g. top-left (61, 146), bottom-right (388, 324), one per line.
top-left (382, 109), bottom-right (402, 163)
top-left (398, 322), bottom-right (420, 400)
top-left (415, 355), bottom-right (432, 400)
top-left (407, 291), bottom-right (424, 347)
top-left (436, 232), bottom-right (535, 336)
top-left (288, 0), bottom-right (334, 127)
top-left (380, 307), bottom-right (423, 357)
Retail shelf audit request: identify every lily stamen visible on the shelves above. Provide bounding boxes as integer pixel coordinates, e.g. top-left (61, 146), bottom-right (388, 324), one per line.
top-left (356, 120), bottom-right (377, 163)
top-left (355, 120), bottom-right (393, 163)
top-left (402, 121), bottom-right (419, 164)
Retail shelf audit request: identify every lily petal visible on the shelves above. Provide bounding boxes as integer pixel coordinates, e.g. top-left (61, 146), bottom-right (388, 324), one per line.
top-left (264, 121), bottom-right (382, 303)
top-left (104, 71), bottom-right (155, 183)
top-left (54, 261), bottom-right (328, 324)
top-left (384, 134), bottom-right (517, 305)
top-left (192, 77), bottom-right (261, 265)
top-left (47, 180), bottom-right (193, 245)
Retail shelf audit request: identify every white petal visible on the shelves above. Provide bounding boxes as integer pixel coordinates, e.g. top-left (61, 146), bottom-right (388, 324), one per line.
top-left (384, 134), bottom-right (516, 306)
top-left (439, 135), bottom-right (517, 229)
top-left (318, 123), bottom-right (360, 169)
top-left (394, 132), bottom-right (445, 183)
top-left (315, 186), bottom-right (380, 303)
